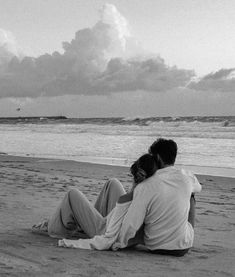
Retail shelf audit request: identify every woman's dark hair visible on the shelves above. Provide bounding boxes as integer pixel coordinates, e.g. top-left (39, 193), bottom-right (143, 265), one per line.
top-left (130, 153), bottom-right (157, 184)
top-left (149, 138), bottom-right (177, 165)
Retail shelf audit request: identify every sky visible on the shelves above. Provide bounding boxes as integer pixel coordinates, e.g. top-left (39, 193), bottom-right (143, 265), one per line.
top-left (0, 0), bottom-right (234, 117)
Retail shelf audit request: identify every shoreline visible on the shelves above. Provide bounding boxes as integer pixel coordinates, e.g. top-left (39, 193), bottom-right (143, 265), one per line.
top-left (0, 153), bottom-right (235, 276)
top-left (1, 152), bottom-right (235, 179)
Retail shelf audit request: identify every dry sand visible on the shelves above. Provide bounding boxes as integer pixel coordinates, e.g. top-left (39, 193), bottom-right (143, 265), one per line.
top-left (0, 154), bottom-right (234, 277)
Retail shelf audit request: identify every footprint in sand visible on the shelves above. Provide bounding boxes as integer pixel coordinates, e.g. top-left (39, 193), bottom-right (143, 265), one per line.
top-left (197, 255), bottom-right (209, 259)
top-left (0, 251), bottom-right (41, 273)
top-left (48, 257), bottom-right (62, 262)
top-left (202, 244), bottom-right (224, 254)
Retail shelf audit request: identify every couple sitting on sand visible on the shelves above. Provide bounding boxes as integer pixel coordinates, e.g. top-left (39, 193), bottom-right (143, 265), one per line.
top-left (32, 138), bottom-right (202, 256)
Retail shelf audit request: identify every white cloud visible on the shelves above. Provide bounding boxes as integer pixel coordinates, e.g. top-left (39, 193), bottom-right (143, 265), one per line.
top-left (0, 1), bottom-right (234, 118)
top-left (0, 4), bottom-right (194, 98)
top-left (0, 29), bottom-right (23, 67)
top-left (188, 68), bottom-right (235, 92)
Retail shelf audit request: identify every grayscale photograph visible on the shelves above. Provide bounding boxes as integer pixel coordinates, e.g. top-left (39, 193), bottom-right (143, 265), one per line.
top-left (0, 1), bottom-right (234, 276)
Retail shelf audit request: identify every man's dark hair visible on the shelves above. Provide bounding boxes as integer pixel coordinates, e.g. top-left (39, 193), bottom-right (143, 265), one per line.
top-left (149, 138), bottom-right (177, 165)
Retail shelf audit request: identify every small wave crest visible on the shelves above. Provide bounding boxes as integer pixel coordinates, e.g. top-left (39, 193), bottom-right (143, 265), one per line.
top-left (121, 116), bottom-right (235, 127)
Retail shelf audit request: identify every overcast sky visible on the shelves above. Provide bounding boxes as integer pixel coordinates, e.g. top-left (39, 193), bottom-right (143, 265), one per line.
top-left (0, 0), bottom-right (234, 117)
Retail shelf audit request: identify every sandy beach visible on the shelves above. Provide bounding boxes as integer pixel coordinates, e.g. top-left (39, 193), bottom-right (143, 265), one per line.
top-left (0, 154), bottom-right (234, 277)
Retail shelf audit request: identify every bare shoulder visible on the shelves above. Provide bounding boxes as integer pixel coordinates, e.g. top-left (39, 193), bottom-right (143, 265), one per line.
top-left (118, 191), bottom-right (134, 203)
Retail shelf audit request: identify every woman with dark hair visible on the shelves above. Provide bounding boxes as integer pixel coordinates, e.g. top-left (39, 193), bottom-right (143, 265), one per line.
top-left (33, 153), bottom-right (158, 250)
top-left (131, 153), bottom-right (157, 186)
top-left (117, 154), bottom-right (157, 204)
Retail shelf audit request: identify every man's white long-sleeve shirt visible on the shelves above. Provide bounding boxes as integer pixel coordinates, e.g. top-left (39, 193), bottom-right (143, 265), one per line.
top-left (114, 166), bottom-right (202, 250)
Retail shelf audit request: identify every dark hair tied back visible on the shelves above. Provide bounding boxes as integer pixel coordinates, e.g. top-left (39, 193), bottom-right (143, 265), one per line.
top-left (130, 153), bottom-right (157, 185)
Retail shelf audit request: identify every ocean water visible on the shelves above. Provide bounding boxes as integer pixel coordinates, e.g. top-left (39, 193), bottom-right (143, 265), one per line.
top-left (0, 116), bottom-right (235, 177)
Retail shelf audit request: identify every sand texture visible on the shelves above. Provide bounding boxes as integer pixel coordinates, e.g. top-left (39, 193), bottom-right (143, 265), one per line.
top-left (0, 154), bottom-right (235, 277)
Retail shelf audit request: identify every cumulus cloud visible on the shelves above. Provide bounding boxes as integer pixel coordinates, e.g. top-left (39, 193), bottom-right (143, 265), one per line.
top-left (188, 68), bottom-right (235, 92)
top-left (0, 29), bottom-right (23, 67)
top-left (94, 57), bottom-right (194, 93)
top-left (0, 4), bottom-right (194, 98)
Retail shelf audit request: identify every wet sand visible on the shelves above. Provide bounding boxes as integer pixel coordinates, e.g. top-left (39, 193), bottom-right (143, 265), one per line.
top-left (0, 154), bottom-right (234, 277)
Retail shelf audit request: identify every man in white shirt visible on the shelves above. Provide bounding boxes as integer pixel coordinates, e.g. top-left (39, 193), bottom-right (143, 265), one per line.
top-left (115, 138), bottom-right (202, 256)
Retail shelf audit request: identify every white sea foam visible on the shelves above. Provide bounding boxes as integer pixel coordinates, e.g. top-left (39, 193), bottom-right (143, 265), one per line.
top-left (0, 118), bottom-right (234, 177)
